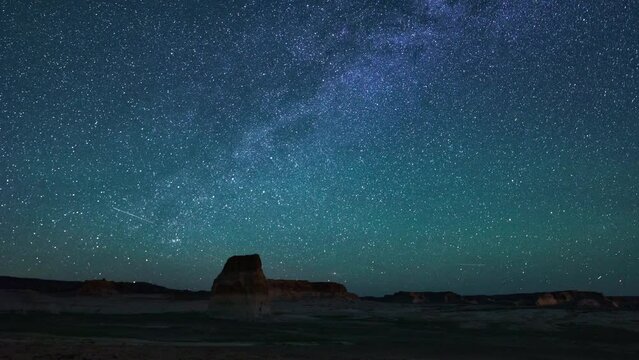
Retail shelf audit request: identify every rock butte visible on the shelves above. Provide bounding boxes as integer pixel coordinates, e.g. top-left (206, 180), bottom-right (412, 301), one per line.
top-left (363, 290), bottom-right (620, 309)
top-left (208, 254), bottom-right (356, 318)
top-left (209, 254), bottom-right (271, 318)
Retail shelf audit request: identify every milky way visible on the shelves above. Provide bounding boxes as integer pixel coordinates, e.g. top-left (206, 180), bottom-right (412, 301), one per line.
top-left (1, 1), bottom-right (638, 295)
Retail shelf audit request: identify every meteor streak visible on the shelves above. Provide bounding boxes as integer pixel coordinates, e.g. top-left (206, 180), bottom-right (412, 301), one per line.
top-left (458, 264), bottom-right (486, 267)
top-left (113, 207), bottom-right (155, 224)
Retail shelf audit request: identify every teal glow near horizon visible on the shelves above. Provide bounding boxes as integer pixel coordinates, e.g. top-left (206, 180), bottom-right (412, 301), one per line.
top-left (1, 1), bottom-right (638, 296)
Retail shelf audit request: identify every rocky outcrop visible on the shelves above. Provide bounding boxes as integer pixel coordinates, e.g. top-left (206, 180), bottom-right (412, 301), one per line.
top-left (268, 279), bottom-right (358, 301)
top-left (209, 254), bottom-right (270, 317)
top-left (366, 290), bottom-right (619, 309)
top-left (608, 296), bottom-right (639, 310)
top-left (535, 293), bottom-right (558, 306)
top-left (77, 279), bottom-right (119, 296)
top-left (363, 291), bottom-right (462, 304)
top-left (533, 291), bottom-right (615, 309)
top-left (0, 276), bottom-right (82, 293)
top-left (0, 276), bottom-right (209, 299)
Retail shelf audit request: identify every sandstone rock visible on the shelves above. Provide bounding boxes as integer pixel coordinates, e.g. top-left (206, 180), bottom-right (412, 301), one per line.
top-left (367, 291), bottom-right (462, 304)
top-left (554, 291), bottom-right (575, 304)
top-left (209, 254), bottom-right (270, 318)
top-left (608, 296), bottom-right (639, 310)
top-left (77, 279), bottom-right (118, 296)
top-left (268, 279), bottom-right (358, 301)
top-left (551, 291), bottom-right (613, 308)
top-left (0, 276), bottom-right (82, 293)
top-left (577, 298), bottom-right (601, 308)
top-left (535, 293), bottom-right (559, 307)
top-left (366, 290), bottom-right (620, 309)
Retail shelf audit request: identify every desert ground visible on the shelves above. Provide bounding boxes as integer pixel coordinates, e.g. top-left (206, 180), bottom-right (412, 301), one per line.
top-left (1, 293), bottom-right (638, 359)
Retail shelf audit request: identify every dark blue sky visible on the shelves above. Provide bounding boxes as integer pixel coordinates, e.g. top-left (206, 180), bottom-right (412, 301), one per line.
top-left (1, 0), bottom-right (637, 295)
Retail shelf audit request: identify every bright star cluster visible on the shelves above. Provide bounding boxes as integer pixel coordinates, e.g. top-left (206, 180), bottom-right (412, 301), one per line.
top-left (1, 1), bottom-right (637, 295)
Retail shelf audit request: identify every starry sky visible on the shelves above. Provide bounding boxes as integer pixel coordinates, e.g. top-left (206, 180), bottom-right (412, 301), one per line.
top-left (1, 1), bottom-right (638, 296)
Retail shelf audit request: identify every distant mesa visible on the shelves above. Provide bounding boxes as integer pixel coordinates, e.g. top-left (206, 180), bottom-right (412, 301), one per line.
top-left (0, 275), bottom-right (208, 299)
top-left (531, 291), bottom-right (615, 309)
top-left (268, 279), bottom-right (358, 301)
top-left (363, 290), bottom-right (620, 309)
top-left (77, 279), bottom-right (119, 296)
top-left (362, 291), bottom-right (462, 304)
top-left (463, 290), bottom-right (618, 309)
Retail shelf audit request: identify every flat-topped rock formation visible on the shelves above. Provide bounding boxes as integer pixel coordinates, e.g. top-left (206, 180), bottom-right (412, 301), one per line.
top-left (608, 296), bottom-right (639, 310)
top-left (209, 254), bottom-right (271, 317)
top-left (0, 276), bottom-right (82, 293)
top-left (77, 279), bottom-right (119, 296)
top-left (268, 279), bottom-right (358, 301)
top-left (0, 276), bottom-right (208, 300)
top-left (362, 291), bottom-right (462, 304)
top-left (464, 290), bottom-right (617, 309)
top-left (532, 291), bottom-right (612, 308)
top-left (365, 290), bottom-right (619, 309)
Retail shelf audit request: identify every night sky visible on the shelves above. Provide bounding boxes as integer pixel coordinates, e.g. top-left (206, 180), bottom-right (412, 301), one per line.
top-left (1, 1), bottom-right (638, 296)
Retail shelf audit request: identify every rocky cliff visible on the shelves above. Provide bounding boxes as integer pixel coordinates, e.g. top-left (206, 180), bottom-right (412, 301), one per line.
top-left (268, 279), bottom-right (358, 301)
top-left (362, 291), bottom-right (462, 304)
top-left (209, 254), bottom-right (271, 317)
top-left (365, 290), bottom-right (619, 309)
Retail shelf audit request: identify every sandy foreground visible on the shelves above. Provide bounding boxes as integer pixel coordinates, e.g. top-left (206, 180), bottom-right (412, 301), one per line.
top-left (0, 294), bottom-right (638, 359)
